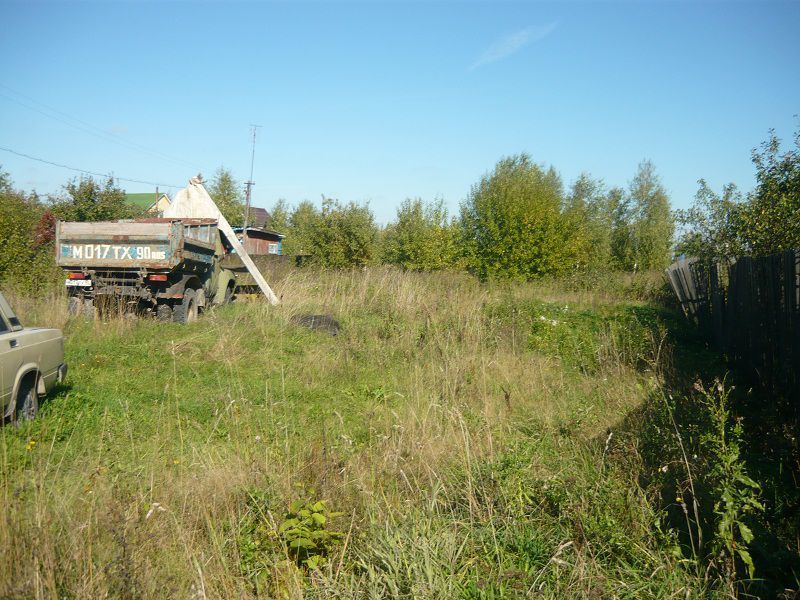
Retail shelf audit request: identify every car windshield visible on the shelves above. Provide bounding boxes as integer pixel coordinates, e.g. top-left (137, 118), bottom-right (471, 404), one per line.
top-left (0, 291), bottom-right (23, 331)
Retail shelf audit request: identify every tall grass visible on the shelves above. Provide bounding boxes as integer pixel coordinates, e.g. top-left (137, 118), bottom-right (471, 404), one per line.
top-left (0, 268), bottom-right (740, 598)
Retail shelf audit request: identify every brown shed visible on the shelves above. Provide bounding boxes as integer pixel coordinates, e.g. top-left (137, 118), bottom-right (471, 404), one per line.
top-left (234, 227), bottom-right (285, 256)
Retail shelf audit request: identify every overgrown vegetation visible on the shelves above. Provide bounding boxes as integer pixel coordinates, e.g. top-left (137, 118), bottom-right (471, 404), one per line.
top-left (1, 268), bottom-right (796, 598)
top-left (677, 125), bottom-right (800, 261)
top-left (382, 198), bottom-right (461, 271)
top-left (0, 174), bottom-right (58, 293)
top-left (0, 171), bottom-right (143, 293)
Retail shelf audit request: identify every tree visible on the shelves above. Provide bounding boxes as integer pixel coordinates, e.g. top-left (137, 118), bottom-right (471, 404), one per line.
top-left (0, 167), bottom-right (11, 193)
top-left (609, 186), bottom-right (634, 269)
top-left (459, 154), bottom-right (577, 280)
top-left (619, 161), bottom-right (674, 270)
top-left (738, 128), bottom-right (800, 256)
top-left (382, 198), bottom-right (461, 271)
top-left (564, 173), bottom-right (615, 270)
top-left (675, 127), bottom-right (800, 261)
top-left (675, 180), bottom-right (745, 262)
top-left (51, 176), bottom-right (140, 222)
top-left (269, 198), bottom-right (291, 233)
top-left (281, 200), bottom-right (320, 256)
top-left (310, 199), bottom-right (377, 268)
top-left (207, 167), bottom-right (246, 226)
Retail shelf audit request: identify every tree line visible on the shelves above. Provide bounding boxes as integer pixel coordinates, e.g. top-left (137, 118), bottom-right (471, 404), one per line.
top-left (266, 126), bottom-right (798, 277)
top-left (3, 126), bottom-right (796, 292)
top-left (268, 155), bottom-right (674, 277)
top-left (0, 157), bottom-right (679, 290)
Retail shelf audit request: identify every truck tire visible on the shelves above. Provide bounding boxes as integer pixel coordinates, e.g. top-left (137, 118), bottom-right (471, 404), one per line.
top-left (224, 283), bottom-right (235, 304)
top-left (68, 295), bottom-right (81, 316)
top-left (173, 289), bottom-right (198, 324)
top-left (156, 303), bottom-right (173, 322)
top-left (13, 377), bottom-right (39, 422)
top-left (68, 295), bottom-right (96, 320)
top-left (83, 298), bottom-right (96, 320)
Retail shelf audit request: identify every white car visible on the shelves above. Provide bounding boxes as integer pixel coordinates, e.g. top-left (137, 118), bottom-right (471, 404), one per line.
top-left (0, 291), bottom-right (67, 422)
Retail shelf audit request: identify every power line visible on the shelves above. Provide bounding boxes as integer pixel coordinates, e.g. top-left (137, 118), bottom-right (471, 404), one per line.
top-left (0, 145), bottom-right (186, 189)
top-left (0, 89), bottom-right (204, 173)
top-left (0, 84), bottom-right (209, 173)
top-left (0, 86), bottom-right (205, 171)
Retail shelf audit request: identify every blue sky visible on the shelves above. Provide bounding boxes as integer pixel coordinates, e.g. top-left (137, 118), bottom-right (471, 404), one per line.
top-left (1, 0), bottom-right (798, 224)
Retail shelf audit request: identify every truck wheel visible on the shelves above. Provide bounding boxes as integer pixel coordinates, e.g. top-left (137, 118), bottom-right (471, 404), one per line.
top-left (156, 303), bottom-right (173, 322)
top-left (82, 298), bottom-right (96, 320)
top-left (173, 289), bottom-right (198, 324)
top-left (68, 295), bottom-right (95, 320)
top-left (224, 283), bottom-right (235, 304)
top-left (14, 377), bottom-right (39, 422)
top-left (68, 295), bottom-right (81, 316)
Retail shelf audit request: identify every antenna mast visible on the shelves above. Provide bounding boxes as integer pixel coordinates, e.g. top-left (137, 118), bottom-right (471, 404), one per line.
top-left (243, 124), bottom-right (261, 230)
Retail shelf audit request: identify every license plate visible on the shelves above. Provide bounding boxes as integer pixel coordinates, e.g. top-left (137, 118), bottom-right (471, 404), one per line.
top-left (60, 243), bottom-right (168, 261)
top-left (65, 279), bottom-right (92, 287)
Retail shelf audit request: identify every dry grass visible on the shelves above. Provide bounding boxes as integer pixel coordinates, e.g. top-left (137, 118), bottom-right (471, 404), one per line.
top-left (0, 267), bottom-right (705, 598)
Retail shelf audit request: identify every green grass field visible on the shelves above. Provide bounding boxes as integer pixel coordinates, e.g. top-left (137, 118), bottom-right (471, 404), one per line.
top-left (1, 269), bottom-right (795, 598)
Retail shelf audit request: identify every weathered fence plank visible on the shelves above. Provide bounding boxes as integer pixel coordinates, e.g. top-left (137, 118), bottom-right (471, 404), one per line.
top-left (666, 249), bottom-right (800, 404)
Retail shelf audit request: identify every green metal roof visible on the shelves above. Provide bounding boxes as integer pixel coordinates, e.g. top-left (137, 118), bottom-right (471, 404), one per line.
top-left (125, 193), bottom-right (159, 209)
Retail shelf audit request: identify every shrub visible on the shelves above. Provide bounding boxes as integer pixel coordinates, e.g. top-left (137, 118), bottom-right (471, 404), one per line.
top-left (459, 154), bottom-right (580, 280)
top-left (382, 198), bottom-right (461, 271)
top-left (0, 170), bottom-right (59, 293)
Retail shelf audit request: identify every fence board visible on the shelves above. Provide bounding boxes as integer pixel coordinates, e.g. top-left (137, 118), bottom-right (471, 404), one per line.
top-left (666, 249), bottom-right (800, 406)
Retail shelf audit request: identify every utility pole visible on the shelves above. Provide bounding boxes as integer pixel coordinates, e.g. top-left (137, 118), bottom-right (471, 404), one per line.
top-left (243, 124), bottom-right (261, 231)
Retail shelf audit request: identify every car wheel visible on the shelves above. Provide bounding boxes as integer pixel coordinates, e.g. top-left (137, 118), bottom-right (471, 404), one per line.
top-left (172, 289), bottom-right (198, 324)
top-left (14, 378), bottom-right (39, 422)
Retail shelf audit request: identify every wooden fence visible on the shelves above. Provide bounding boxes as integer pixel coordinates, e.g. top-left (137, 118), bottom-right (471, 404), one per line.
top-left (666, 250), bottom-right (800, 397)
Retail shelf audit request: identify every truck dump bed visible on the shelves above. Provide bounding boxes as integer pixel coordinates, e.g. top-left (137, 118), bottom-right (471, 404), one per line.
top-left (56, 218), bottom-right (219, 271)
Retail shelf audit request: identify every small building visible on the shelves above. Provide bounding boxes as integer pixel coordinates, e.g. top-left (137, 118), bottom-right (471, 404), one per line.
top-left (125, 192), bottom-right (171, 215)
top-left (233, 226), bottom-right (285, 256)
top-left (247, 207), bottom-right (270, 229)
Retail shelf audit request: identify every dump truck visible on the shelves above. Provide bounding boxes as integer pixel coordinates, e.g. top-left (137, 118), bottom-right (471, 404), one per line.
top-left (55, 218), bottom-right (237, 323)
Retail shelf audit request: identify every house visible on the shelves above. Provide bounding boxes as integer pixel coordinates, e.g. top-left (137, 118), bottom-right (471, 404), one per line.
top-left (233, 226), bottom-right (285, 255)
top-left (247, 207), bottom-right (270, 229)
top-left (125, 192), bottom-right (171, 215)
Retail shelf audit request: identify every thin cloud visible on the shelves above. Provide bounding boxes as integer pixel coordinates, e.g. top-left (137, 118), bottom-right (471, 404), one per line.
top-left (470, 23), bottom-right (558, 71)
